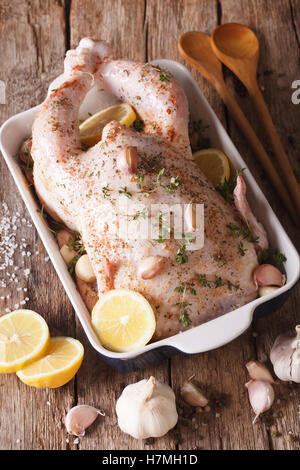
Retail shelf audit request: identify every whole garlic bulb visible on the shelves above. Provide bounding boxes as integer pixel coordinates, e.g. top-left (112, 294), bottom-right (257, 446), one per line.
top-left (116, 376), bottom-right (178, 439)
top-left (270, 325), bottom-right (300, 383)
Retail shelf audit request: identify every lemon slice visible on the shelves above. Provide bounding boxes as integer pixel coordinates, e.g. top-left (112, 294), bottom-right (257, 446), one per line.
top-left (79, 103), bottom-right (136, 146)
top-left (193, 148), bottom-right (231, 186)
top-left (16, 337), bottom-right (84, 388)
top-left (0, 309), bottom-right (50, 373)
top-left (91, 289), bottom-right (156, 352)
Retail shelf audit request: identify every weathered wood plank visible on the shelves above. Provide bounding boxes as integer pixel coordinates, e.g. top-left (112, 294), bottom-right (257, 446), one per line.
top-left (70, 0), bottom-right (172, 450)
top-left (147, 0), bottom-right (225, 124)
top-left (0, 0), bottom-right (299, 451)
top-left (0, 0), bottom-right (75, 450)
top-left (70, 0), bottom-right (146, 61)
top-left (220, 0), bottom-right (300, 450)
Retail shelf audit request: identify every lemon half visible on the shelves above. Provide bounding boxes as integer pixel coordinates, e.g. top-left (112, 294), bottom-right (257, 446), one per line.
top-left (0, 309), bottom-right (50, 373)
top-left (79, 103), bottom-right (136, 146)
top-left (16, 337), bottom-right (84, 388)
top-left (91, 289), bottom-right (156, 353)
top-left (193, 148), bottom-right (231, 186)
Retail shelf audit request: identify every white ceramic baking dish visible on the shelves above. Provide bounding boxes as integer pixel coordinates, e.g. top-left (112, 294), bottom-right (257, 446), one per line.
top-left (1, 59), bottom-right (299, 372)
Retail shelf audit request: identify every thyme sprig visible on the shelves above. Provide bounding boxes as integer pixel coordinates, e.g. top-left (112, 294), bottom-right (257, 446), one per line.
top-left (119, 186), bottom-right (132, 198)
top-left (261, 248), bottom-right (287, 267)
top-left (174, 281), bottom-right (192, 328)
top-left (196, 273), bottom-right (240, 291)
top-left (227, 222), bottom-right (258, 244)
top-left (175, 244), bottom-right (188, 264)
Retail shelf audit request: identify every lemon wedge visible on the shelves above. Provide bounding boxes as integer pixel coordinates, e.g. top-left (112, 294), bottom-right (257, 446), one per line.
top-left (79, 103), bottom-right (136, 146)
top-left (91, 289), bottom-right (156, 352)
top-left (0, 309), bottom-right (50, 373)
top-left (16, 337), bottom-right (84, 388)
top-left (193, 148), bottom-right (231, 186)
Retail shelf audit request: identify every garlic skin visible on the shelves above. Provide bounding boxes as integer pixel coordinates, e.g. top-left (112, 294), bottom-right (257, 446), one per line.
top-left (246, 360), bottom-right (275, 384)
top-left (181, 374), bottom-right (208, 407)
top-left (116, 376), bottom-right (178, 439)
top-left (270, 325), bottom-right (300, 383)
top-left (253, 264), bottom-right (285, 287)
top-left (245, 380), bottom-right (275, 424)
top-left (65, 405), bottom-right (105, 436)
top-left (138, 256), bottom-right (165, 280)
top-left (117, 146), bottom-right (138, 175)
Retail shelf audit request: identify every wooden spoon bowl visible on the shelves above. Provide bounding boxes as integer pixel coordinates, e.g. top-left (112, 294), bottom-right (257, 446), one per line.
top-left (212, 23), bottom-right (259, 59)
top-left (211, 23), bottom-right (300, 217)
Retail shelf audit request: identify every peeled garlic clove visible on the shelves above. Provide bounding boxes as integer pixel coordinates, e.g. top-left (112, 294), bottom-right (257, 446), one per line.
top-left (181, 374), bottom-right (208, 407)
top-left (65, 405), bottom-right (105, 436)
top-left (246, 360), bottom-right (275, 384)
top-left (258, 286), bottom-right (279, 297)
top-left (60, 244), bottom-right (78, 264)
top-left (245, 380), bottom-right (275, 424)
top-left (253, 264), bottom-right (285, 287)
top-left (117, 146), bottom-right (138, 175)
top-left (138, 255), bottom-right (165, 279)
top-left (75, 254), bottom-right (96, 283)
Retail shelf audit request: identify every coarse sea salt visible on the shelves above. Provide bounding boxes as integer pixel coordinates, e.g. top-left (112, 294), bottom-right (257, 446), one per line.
top-left (0, 202), bottom-right (34, 311)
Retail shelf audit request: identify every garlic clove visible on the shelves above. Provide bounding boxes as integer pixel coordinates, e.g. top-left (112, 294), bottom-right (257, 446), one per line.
top-left (138, 255), bottom-right (165, 280)
top-left (75, 254), bottom-right (96, 283)
top-left (57, 229), bottom-right (75, 249)
top-left (180, 374), bottom-right (209, 407)
top-left (270, 325), bottom-right (300, 383)
top-left (65, 405), bottom-right (105, 436)
top-left (258, 286), bottom-right (279, 297)
top-left (253, 264), bottom-right (285, 287)
top-left (60, 244), bottom-right (78, 264)
top-left (117, 146), bottom-right (138, 175)
top-left (246, 360), bottom-right (275, 384)
top-left (245, 380), bottom-right (275, 424)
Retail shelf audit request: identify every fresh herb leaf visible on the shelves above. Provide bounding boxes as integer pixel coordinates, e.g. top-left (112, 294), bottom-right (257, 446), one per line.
top-left (102, 185), bottom-right (110, 199)
top-left (67, 254), bottom-right (81, 275)
top-left (119, 186), bottom-right (132, 198)
top-left (216, 177), bottom-right (236, 203)
top-left (197, 273), bottom-right (211, 288)
top-left (159, 72), bottom-right (172, 82)
top-left (261, 249), bottom-right (287, 267)
top-left (179, 310), bottom-right (192, 327)
top-left (189, 119), bottom-right (211, 151)
top-left (238, 241), bottom-right (247, 256)
top-left (175, 245), bottom-right (188, 264)
top-left (133, 119), bottom-right (144, 132)
top-left (227, 222), bottom-right (258, 244)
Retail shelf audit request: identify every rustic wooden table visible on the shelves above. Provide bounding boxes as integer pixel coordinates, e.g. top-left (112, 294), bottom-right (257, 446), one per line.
top-left (0, 0), bottom-right (299, 451)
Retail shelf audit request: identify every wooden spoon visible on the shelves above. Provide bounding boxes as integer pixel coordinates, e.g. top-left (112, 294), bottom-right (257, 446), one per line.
top-left (178, 31), bottom-right (298, 225)
top-left (211, 23), bottom-right (300, 217)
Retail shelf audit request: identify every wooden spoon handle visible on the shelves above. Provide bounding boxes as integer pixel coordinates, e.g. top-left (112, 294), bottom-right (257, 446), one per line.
top-left (250, 84), bottom-right (300, 215)
top-left (217, 83), bottom-right (298, 225)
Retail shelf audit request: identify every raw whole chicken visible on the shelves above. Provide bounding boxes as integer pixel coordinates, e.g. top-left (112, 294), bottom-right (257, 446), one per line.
top-left (31, 38), bottom-right (262, 341)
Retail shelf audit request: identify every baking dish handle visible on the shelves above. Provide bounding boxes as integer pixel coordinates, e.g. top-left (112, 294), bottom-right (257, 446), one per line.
top-left (168, 305), bottom-right (254, 354)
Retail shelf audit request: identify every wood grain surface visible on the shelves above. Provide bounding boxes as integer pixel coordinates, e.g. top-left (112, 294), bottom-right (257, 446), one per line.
top-left (0, 0), bottom-right (299, 450)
